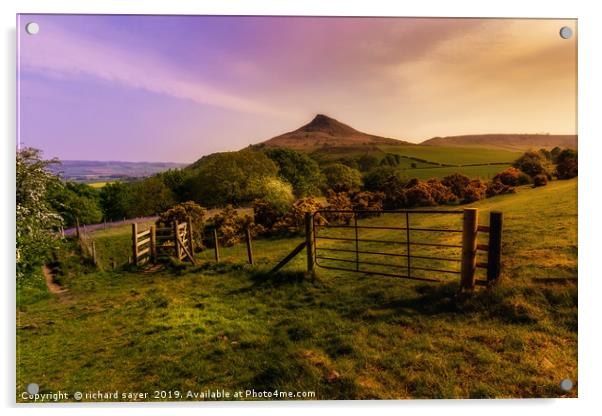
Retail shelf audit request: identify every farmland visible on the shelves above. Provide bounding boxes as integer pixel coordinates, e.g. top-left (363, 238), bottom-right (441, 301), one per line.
top-left (17, 179), bottom-right (577, 400)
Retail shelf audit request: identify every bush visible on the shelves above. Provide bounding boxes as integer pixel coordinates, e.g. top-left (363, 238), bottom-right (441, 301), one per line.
top-left (486, 180), bottom-right (516, 197)
top-left (253, 199), bottom-right (284, 232)
top-left (555, 149), bottom-right (578, 179)
top-left (382, 175), bottom-right (408, 210)
top-left (350, 191), bottom-right (384, 215)
top-left (441, 173), bottom-right (471, 200)
top-left (403, 179), bottom-right (437, 207)
top-left (273, 197), bottom-right (326, 234)
top-left (324, 191), bottom-right (353, 224)
top-left (362, 166), bottom-right (405, 192)
top-left (513, 150), bottom-right (552, 178)
top-left (533, 174), bottom-right (548, 187)
top-left (206, 205), bottom-right (255, 247)
top-left (425, 179), bottom-right (457, 204)
top-left (247, 176), bottom-right (295, 213)
top-left (158, 201), bottom-right (207, 250)
top-left (322, 163), bottom-right (362, 192)
top-left (493, 167), bottom-right (530, 186)
top-left (263, 148), bottom-right (323, 197)
top-left (462, 179), bottom-right (488, 203)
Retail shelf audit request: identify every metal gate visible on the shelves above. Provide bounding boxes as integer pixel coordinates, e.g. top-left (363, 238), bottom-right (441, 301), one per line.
top-left (311, 209), bottom-right (503, 287)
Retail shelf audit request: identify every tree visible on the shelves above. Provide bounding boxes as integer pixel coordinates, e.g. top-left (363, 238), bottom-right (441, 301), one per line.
top-left (47, 181), bottom-right (103, 227)
top-left (186, 151), bottom-right (279, 207)
top-left (16, 148), bottom-right (63, 280)
top-left (99, 182), bottom-right (132, 221)
top-left (247, 176), bottom-right (294, 213)
top-left (322, 163), bottom-right (362, 192)
top-left (555, 149), bottom-right (578, 179)
top-left (158, 168), bottom-right (193, 201)
top-left (357, 154), bottom-right (380, 172)
top-left (128, 176), bottom-right (176, 217)
top-left (363, 166), bottom-right (405, 192)
top-left (263, 148), bottom-right (323, 197)
top-left (513, 150), bottom-right (552, 178)
top-left (158, 201), bottom-right (207, 250)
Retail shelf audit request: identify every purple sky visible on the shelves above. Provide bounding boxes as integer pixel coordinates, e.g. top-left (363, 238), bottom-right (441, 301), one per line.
top-left (17, 15), bottom-right (577, 162)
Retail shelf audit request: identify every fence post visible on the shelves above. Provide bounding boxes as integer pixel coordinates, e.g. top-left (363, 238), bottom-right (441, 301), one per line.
top-left (75, 217), bottom-right (81, 239)
top-left (150, 224), bottom-right (157, 264)
top-left (460, 208), bottom-right (478, 290)
top-left (305, 212), bottom-right (315, 276)
top-left (131, 223), bottom-right (138, 266)
top-left (487, 211), bottom-right (503, 282)
top-left (173, 221), bottom-right (180, 259)
top-left (245, 228), bottom-right (254, 265)
top-left (186, 216), bottom-right (194, 259)
top-left (213, 229), bottom-right (220, 263)
top-left (91, 241), bottom-right (97, 267)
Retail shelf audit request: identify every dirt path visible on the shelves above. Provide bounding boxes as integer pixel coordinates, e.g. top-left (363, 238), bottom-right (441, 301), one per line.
top-left (42, 265), bottom-right (69, 299)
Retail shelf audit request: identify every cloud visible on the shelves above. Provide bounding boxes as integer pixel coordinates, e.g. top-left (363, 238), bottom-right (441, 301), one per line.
top-left (18, 19), bottom-right (293, 119)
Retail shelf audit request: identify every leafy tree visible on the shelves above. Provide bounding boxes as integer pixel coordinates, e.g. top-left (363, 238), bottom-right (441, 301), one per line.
top-left (550, 146), bottom-right (562, 163)
top-left (128, 176), bottom-right (176, 217)
top-left (186, 151), bottom-right (279, 207)
top-left (247, 176), bottom-right (294, 213)
top-left (263, 148), bottom-right (323, 197)
top-left (16, 148), bottom-right (63, 280)
top-left (158, 168), bottom-right (193, 201)
top-left (363, 166), bottom-right (405, 192)
top-left (555, 149), bottom-right (578, 179)
top-left (322, 163), bottom-right (362, 192)
top-left (513, 150), bottom-right (552, 178)
top-left (357, 154), bottom-right (380, 172)
top-left (99, 182), bottom-right (132, 221)
top-left (47, 181), bottom-right (103, 227)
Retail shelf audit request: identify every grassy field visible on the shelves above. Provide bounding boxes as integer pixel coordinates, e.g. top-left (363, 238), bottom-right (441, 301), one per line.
top-left (378, 145), bottom-right (522, 166)
top-left (16, 179), bottom-right (577, 401)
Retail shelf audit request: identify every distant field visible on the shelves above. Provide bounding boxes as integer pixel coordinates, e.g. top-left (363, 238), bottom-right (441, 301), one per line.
top-left (379, 145), bottom-right (521, 166)
top-left (87, 181), bottom-right (114, 188)
top-left (17, 179), bottom-right (577, 400)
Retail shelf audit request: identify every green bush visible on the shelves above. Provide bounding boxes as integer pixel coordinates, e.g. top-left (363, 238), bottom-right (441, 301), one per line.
top-left (158, 201), bottom-right (207, 250)
top-left (513, 150), bottom-right (552, 178)
top-left (322, 163), bottom-right (362, 192)
top-left (273, 197), bottom-right (326, 234)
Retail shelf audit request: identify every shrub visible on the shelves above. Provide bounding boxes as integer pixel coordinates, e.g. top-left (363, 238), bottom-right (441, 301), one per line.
top-left (555, 149), bottom-right (578, 179)
top-left (350, 191), bottom-right (385, 215)
top-left (425, 179), bottom-right (457, 204)
top-left (493, 167), bottom-right (530, 186)
top-left (273, 197), bottom-right (326, 234)
top-left (253, 199), bottom-right (284, 232)
top-left (403, 179), bottom-right (437, 207)
top-left (382, 175), bottom-right (408, 210)
top-left (486, 180), bottom-right (516, 197)
top-left (206, 205), bottom-right (255, 247)
top-left (247, 176), bottom-right (295, 213)
top-left (462, 179), bottom-right (488, 203)
top-left (322, 163), bottom-right (362, 192)
top-left (158, 201), bottom-right (207, 250)
top-left (362, 166), bottom-right (405, 192)
top-left (513, 150), bottom-right (552, 178)
top-left (325, 191), bottom-right (353, 224)
top-left (441, 173), bottom-right (472, 200)
top-left (533, 174), bottom-right (548, 187)
top-left (263, 148), bottom-right (323, 196)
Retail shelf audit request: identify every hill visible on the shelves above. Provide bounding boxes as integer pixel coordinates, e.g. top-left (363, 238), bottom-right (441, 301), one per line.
top-left (420, 134), bottom-right (577, 151)
top-left (259, 114), bottom-right (411, 150)
top-left (49, 160), bottom-right (185, 182)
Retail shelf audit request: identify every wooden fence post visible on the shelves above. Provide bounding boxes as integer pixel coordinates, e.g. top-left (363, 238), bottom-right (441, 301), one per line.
top-left (91, 241), bottom-right (97, 267)
top-left (150, 225), bottom-right (157, 264)
top-left (213, 229), bottom-right (220, 263)
top-left (131, 223), bottom-right (138, 266)
top-left (186, 216), bottom-right (194, 259)
top-left (305, 212), bottom-right (315, 276)
top-left (245, 228), bottom-right (254, 265)
top-left (460, 208), bottom-right (478, 290)
top-left (75, 217), bottom-right (81, 239)
top-left (487, 211), bottom-right (503, 282)
top-left (173, 221), bottom-right (180, 260)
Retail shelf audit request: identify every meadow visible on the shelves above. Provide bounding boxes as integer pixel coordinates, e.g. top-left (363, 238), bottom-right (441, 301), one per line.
top-left (16, 179), bottom-right (577, 400)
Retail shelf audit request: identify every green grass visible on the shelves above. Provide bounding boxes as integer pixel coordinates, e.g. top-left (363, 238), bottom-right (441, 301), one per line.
top-left (379, 145), bottom-right (522, 166)
top-left (16, 179), bottom-right (577, 400)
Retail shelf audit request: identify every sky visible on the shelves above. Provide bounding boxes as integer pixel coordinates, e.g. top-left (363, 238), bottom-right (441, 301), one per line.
top-left (17, 15), bottom-right (577, 163)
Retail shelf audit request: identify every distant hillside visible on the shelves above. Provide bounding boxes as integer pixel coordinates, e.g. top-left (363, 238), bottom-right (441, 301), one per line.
top-left (258, 114), bottom-right (411, 150)
top-left (420, 134), bottom-right (577, 151)
top-left (49, 160), bottom-right (186, 182)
